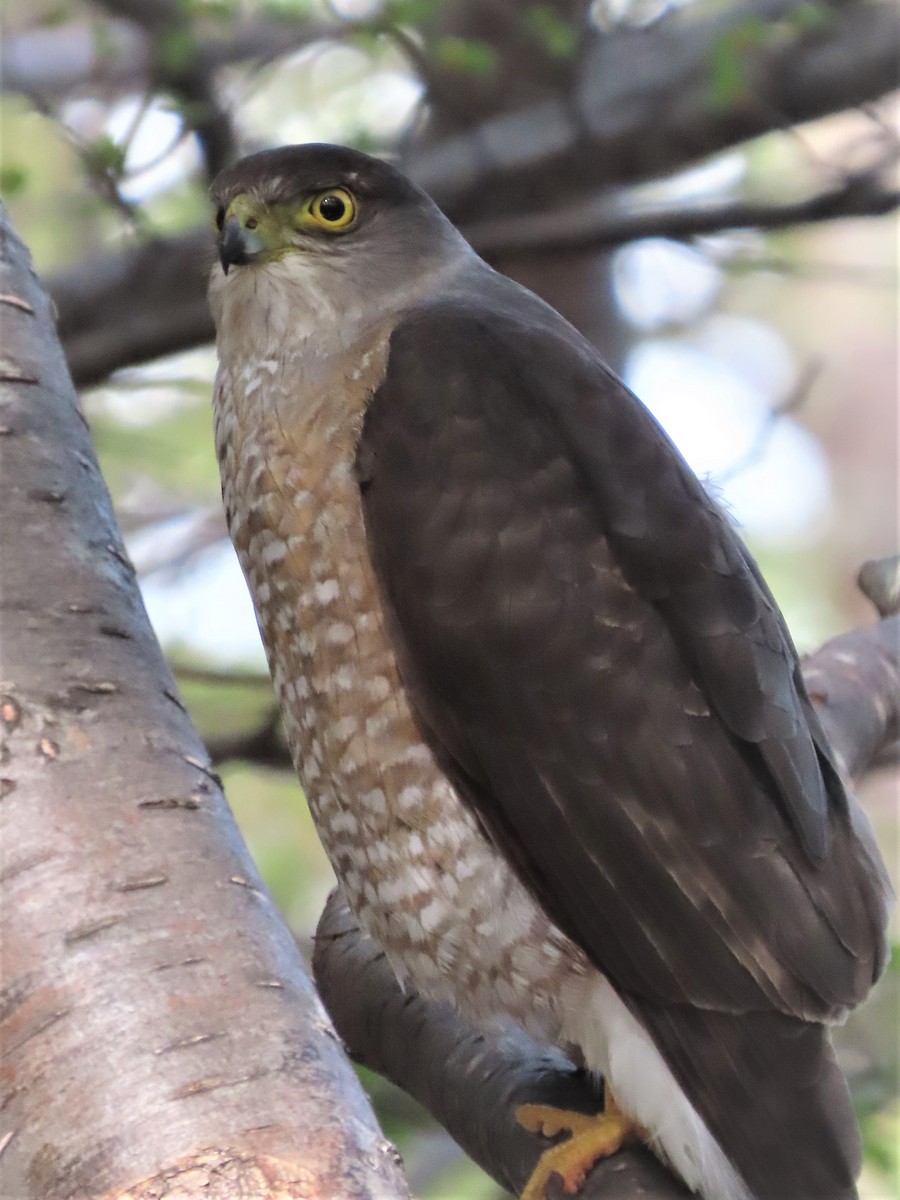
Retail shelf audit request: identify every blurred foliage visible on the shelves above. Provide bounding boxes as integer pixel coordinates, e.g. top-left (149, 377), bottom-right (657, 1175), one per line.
top-left (707, 18), bottom-right (769, 110)
top-left (524, 5), bottom-right (579, 59)
top-left (2, 96), bottom-right (105, 268)
top-left (223, 760), bottom-right (332, 931)
top-left (88, 393), bottom-right (220, 499)
top-left (433, 36), bottom-right (498, 75)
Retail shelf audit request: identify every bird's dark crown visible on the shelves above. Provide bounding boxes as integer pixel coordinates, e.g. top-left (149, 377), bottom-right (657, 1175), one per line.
top-left (210, 143), bottom-right (424, 212)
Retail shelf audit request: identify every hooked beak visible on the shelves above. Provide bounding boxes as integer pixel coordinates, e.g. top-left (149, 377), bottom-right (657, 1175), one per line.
top-left (219, 216), bottom-right (257, 275)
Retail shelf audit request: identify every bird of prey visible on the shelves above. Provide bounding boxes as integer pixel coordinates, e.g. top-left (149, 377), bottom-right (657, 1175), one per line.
top-left (208, 144), bottom-right (891, 1200)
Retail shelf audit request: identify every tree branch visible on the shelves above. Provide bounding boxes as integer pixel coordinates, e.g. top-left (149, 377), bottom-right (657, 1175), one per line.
top-left (464, 171), bottom-right (900, 260)
top-left (205, 708), bottom-right (291, 772)
top-left (858, 555), bottom-right (900, 624)
top-left (2, 8), bottom-right (336, 104)
top-left (314, 892), bottom-right (692, 1200)
top-left (97, 0), bottom-right (242, 180)
top-left (312, 587), bottom-right (899, 1200)
top-left (57, 172), bottom-right (898, 384)
top-left (53, 228), bottom-right (213, 389)
top-left (49, 0), bottom-right (900, 385)
top-left (409, 0), bottom-right (900, 221)
top-left (807, 556), bottom-right (900, 777)
top-left (0, 204), bottom-right (408, 1199)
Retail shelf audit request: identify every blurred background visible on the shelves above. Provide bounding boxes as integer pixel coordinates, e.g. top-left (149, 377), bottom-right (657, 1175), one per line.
top-left (2, 1), bottom-right (897, 1195)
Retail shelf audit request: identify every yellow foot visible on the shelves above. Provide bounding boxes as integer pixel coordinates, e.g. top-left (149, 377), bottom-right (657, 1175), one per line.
top-left (516, 1090), bottom-right (642, 1199)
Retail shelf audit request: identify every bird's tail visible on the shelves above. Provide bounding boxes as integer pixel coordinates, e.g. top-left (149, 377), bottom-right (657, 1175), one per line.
top-left (632, 999), bottom-right (861, 1200)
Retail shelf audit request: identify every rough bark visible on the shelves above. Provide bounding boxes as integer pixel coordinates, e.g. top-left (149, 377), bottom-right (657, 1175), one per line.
top-left (0, 207), bottom-right (409, 1198)
top-left (313, 591), bottom-right (899, 1200)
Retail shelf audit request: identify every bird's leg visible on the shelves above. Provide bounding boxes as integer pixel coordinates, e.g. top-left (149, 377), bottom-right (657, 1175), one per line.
top-left (516, 1086), bottom-right (643, 1199)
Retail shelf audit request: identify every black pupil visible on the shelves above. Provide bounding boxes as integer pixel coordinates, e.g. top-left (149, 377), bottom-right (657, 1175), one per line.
top-left (319, 194), bottom-right (346, 222)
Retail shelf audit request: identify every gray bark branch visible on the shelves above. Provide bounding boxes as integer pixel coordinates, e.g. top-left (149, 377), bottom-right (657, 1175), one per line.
top-left (463, 172), bottom-right (900, 260)
top-left (41, 0), bottom-right (900, 386)
top-left (0, 205), bottom-right (409, 1200)
top-left (2, 9), bottom-right (334, 103)
top-left (408, 0), bottom-right (900, 219)
top-left (51, 171), bottom-right (900, 390)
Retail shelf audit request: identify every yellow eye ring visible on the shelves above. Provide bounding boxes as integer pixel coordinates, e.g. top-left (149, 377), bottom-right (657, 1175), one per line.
top-left (305, 188), bottom-right (357, 231)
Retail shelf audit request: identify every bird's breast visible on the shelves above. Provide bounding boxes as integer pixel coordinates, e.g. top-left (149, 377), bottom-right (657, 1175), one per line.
top-left (211, 334), bottom-right (585, 1032)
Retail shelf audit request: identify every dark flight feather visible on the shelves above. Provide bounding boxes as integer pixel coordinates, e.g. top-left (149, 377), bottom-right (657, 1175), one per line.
top-left (631, 999), bottom-right (861, 1200)
top-left (357, 291), bottom-right (889, 1019)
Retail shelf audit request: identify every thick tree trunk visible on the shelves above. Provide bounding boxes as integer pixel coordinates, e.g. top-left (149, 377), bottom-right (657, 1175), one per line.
top-left (0, 206), bottom-right (409, 1200)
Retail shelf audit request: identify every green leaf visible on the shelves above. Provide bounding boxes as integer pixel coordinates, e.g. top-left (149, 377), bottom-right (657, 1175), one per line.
top-left (85, 135), bottom-right (127, 177)
top-left (707, 18), bottom-right (768, 111)
top-left (525, 5), bottom-right (579, 59)
top-left (0, 165), bottom-right (29, 197)
top-left (787, 1), bottom-right (834, 34)
top-left (434, 36), bottom-right (497, 76)
top-left (160, 27), bottom-right (198, 75)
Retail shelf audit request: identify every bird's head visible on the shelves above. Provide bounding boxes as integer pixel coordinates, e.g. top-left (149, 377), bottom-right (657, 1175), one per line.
top-left (208, 144), bottom-right (471, 347)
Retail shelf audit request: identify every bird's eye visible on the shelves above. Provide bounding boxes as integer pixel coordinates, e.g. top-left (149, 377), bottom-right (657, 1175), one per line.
top-left (214, 206), bottom-right (225, 231)
top-left (306, 188), bottom-right (357, 231)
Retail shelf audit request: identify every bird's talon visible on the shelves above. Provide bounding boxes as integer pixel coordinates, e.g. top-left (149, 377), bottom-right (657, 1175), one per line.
top-left (516, 1093), bottom-right (641, 1200)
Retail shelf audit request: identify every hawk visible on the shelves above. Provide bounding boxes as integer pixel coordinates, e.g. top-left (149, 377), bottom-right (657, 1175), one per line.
top-left (208, 144), bottom-right (891, 1200)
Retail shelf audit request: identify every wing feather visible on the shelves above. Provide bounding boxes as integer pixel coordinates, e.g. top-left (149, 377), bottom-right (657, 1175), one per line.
top-left (357, 295), bottom-right (889, 1020)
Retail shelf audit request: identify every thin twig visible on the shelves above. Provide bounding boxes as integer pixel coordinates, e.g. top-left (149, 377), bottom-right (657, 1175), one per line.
top-left (174, 665), bottom-right (271, 689)
top-left (28, 92), bottom-right (145, 233)
top-left (716, 359), bottom-right (823, 485)
top-left (205, 707), bottom-right (289, 769)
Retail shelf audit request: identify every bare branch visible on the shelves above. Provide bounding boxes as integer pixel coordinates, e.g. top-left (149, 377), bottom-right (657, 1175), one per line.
top-left (48, 0), bottom-right (900, 385)
top-left (173, 665), bottom-right (272, 689)
top-left (206, 718), bottom-right (291, 771)
top-left (466, 172), bottom-right (900, 260)
top-left (1, 18), bottom-right (149, 99)
top-left (804, 617), bottom-right (900, 778)
top-left (410, 0), bottom-right (900, 221)
top-left (93, 0), bottom-right (236, 179)
top-left (2, 9), bottom-right (336, 103)
top-left (51, 170), bottom-right (900, 388)
top-left (53, 227), bottom-right (213, 388)
top-left (131, 505), bottom-right (226, 578)
top-left (858, 555), bottom-right (900, 620)
top-left (314, 891), bottom-right (692, 1200)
